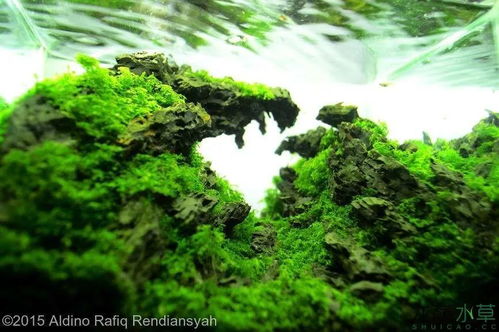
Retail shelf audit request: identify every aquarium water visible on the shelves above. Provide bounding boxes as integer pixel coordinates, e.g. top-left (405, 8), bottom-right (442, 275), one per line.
top-left (1, 0), bottom-right (498, 209)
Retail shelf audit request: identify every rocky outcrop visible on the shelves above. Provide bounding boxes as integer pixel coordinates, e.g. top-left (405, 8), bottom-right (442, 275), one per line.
top-left (215, 202), bottom-right (251, 236)
top-left (114, 52), bottom-right (301, 148)
top-left (1, 53), bottom-right (497, 331)
top-left (325, 232), bottom-right (392, 285)
top-left (275, 126), bottom-right (326, 158)
top-left (317, 102), bottom-right (358, 127)
top-left (268, 108), bottom-right (498, 329)
top-left (251, 223), bottom-right (277, 254)
top-left (329, 122), bottom-right (422, 205)
top-left (275, 167), bottom-right (313, 217)
top-left (171, 193), bottom-right (219, 234)
top-left (118, 199), bottom-right (167, 285)
top-left (118, 103), bottom-right (211, 156)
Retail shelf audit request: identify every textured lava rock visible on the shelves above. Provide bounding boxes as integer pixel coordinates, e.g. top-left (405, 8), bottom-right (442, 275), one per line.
top-left (171, 193), bottom-right (218, 234)
top-left (215, 202), bottom-right (251, 235)
top-left (276, 126), bottom-right (327, 158)
top-left (118, 103), bottom-right (211, 156)
top-left (1, 95), bottom-right (83, 152)
top-left (115, 51), bottom-right (178, 85)
top-left (325, 232), bottom-right (392, 284)
top-left (351, 197), bottom-right (393, 221)
top-left (251, 223), bottom-right (277, 254)
top-left (276, 167), bottom-right (313, 217)
top-left (329, 123), bottom-right (422, 205)
top-left (317, 102), bottom-right (359, 127)
top-left (118, 199), bottom-right (166, 285)
top-left (114, 52), bottom-right (301, 148)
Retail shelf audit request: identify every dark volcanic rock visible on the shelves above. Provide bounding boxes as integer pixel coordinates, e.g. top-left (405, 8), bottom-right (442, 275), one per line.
top-left (430, 162), bottom-right (494, 234)
top-left (251, 223), bottom-right (277, 253)
top-left (171, 193), bottom-right (218, 234)
top-left (351, 196), bottom-right (416, 245)
top-left (276, 127), bottom-right (327, 158)
top-left (118, 103), bottom-right (211, 156)
top-left (215, 202), bottom-right (251, 235)
top-left (114, 52), bottom-right (301, 148)
top-left (115, 51), bottom-right (177, 85)
top-left (276, 167), bottom-right (313, 217)
top-left (317, 103), bottom-right (359, 128)
top-left (452, 110), bottom-right (499, 157)
top-left (359, 152), bottom-right (421, 202)
top-left (325, 232), bottom-right (392, 284)
top-left (118, 199), bottom-right (166, 284)
top-left (349, 281), bottom-right (384, 303)
top-left (172, 73), bottom-right (299, 148)
top-left (351, 197), bottom-right (392, 222)
top-left (1, 95), bottom-right (83, 152)
top-left (329, 122), bottom-right (421, 205)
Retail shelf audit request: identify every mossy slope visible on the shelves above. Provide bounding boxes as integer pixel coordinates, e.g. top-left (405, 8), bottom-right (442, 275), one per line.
top-left (268, 107), bottom-right (498, 329)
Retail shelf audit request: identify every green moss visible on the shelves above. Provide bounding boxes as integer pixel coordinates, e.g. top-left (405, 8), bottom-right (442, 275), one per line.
top-left (375, 140), bottom-right (435, 181)
top-left (0, 97), bottom-right (8, 114)
top-left (144, 275), bottom-right (333, 331)
top-left (435, 121), bottom-right (499, 201)
top-left (273, 220), bottom-right (329, 277)
top-left (354, 118), bottom-right (389, 144)
top-left (113, 153), bottom-right (204, 199)
top-left (367, 117), bottom-right (499, 201)
top-left (0, 142), bottom-right (117, 243)
top-left (0, 56), bottom-right (205, 315)
top-left (184, 69), bottom-right (276, 100)
top-left (262, 115), bottom-right (498, 327)
top-left (0, 97), bottom-right (11, 145)
top-left (293, 148), bottom-right (331, 196)
top-left (25, 54), bottom-right (185, 141)
top-left (319, 127), bottom-right (337, 150)
top-left (261, 176), bottom-right (284, 218)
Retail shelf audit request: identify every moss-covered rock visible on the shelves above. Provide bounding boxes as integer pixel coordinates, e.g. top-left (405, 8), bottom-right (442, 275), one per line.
top-left (276, 126), bottom-right (327, 158)
top-left (114, 52), bottom-right (301, 148)
top-left (317, 102), bottom-right (359, 128)
top-left (267, 113), bottom-right (498, 329)
top-left (0, 53), bottom-right (497, 331)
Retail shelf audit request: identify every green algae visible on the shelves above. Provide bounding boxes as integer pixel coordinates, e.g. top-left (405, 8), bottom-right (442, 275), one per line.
top-left (0, 55), bottom-right (497, 331)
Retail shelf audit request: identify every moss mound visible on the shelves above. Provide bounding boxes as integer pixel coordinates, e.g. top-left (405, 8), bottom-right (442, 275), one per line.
top-left (0, 53), bottom-right (497, 331)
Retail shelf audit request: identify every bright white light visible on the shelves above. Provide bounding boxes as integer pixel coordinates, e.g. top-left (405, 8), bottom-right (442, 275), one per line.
top-left (0, 48), bottom-right (44, 102)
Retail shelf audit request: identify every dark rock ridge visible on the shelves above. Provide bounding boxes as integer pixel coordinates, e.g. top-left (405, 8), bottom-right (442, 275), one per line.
top-left (119, 102), bottom-right (211, 156)
top-left (275, 126), bottom-right (327, 158)
top-left (114, 52), bottom-right (301, 147)
top-left (329, 124), bottom-right (422, 206)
